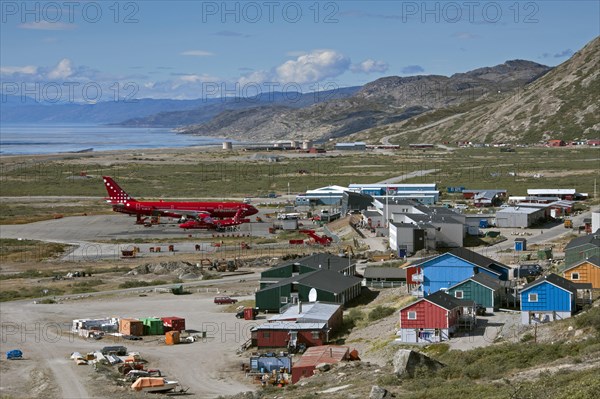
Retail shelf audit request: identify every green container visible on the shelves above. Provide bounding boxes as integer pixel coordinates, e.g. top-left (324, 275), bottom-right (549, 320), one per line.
top-left (141, 317), bottom-right (164, 335)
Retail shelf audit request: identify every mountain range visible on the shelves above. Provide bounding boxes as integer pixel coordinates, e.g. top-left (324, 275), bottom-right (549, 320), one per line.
top-left (2, 36), bottom-right (597, 143)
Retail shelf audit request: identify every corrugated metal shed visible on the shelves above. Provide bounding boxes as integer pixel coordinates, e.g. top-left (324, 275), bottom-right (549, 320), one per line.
top-left (292, 345), bottom-right (349, 383)
top-left (268, 302), bottom-right (340, 324)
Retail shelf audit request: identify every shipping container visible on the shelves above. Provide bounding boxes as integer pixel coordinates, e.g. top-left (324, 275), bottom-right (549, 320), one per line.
top-left (161, 317), bottom-right (186, 332)
top-left (119, 319), bottom-right (144, 337)
top-left (141, 318), bottom-right (164, 335)
top-left (165, 331), bottom-right (180, 345)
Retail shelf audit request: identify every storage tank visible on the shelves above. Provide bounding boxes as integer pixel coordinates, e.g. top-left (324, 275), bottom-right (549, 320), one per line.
top-left (222, 141), bottom-right (232, 150)
top-left (302, 140), bottom-right (313, 150)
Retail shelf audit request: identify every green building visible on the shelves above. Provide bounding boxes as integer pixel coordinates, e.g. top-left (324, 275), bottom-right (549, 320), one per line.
top-left (564, 230), bottom-right (600, 267)
top-left (446, 273), bottom-right (505, 313)
top-left (255, 269), bottom-right (362, 313)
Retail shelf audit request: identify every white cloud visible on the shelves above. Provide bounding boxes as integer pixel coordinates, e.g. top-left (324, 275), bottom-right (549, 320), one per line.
top-left (0, 65), bottom-right (38, 75)
top-left (276, 50), bottom-right (351, 84)
top-left (180, 50), bottom-right (214, 56)
top-left (351, 59), bottom-right (389, 74)
top-left (47, 58), bottom-right (73, 79)
top-left (178, 74), bottom-right (217, 83)
top-left (19, 21), bottom-right (75, 30)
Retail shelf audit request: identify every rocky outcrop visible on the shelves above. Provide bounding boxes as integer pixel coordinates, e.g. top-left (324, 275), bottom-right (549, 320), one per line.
top-left (392, 349), bottom-right (445, 378)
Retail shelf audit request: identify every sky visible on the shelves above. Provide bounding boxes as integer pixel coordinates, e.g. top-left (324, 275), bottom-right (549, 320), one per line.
top-left (1, 0), bottom-right (599, 101)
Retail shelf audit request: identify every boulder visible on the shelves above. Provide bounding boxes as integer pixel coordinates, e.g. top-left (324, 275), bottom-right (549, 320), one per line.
top-left (316, 363), bottom-right (331, 372)
top-left (369, 385), bottom-right (390, 399)
top-left (393, 349), bottom-right (444, 378)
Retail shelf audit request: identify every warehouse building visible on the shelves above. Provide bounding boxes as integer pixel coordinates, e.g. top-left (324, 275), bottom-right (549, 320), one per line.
top-left (495, 207), bottom-right (546, 228)
top-left (348, 183), bottom-right (439, 205)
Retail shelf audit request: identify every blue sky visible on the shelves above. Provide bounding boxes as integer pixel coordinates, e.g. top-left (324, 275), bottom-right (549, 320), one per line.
top-left (1, 1), bottom-right (598, 100)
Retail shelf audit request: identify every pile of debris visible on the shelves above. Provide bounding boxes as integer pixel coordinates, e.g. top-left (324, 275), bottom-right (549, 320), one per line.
top-left (126, 261), bottom-right (204, 280)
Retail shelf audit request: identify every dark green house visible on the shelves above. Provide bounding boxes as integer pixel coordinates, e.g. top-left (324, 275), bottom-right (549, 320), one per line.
top-left (564, 230), bottom-right (600, 267)
top-left (255, 269), bottom-right (362, 313)
top-left (259, 253), bottom-right (357, 290)
top-left (446, 273), bottom-right (504, 313)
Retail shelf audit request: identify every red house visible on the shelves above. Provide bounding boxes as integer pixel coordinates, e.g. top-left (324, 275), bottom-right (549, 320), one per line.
top-left (251, 322), bottom-right (328, 349)
top-left (398, 291), bottom-right (476, 343)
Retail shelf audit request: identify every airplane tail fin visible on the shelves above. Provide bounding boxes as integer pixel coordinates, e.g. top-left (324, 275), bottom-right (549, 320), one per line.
top-left (102, 176), bottom-right (136, 203)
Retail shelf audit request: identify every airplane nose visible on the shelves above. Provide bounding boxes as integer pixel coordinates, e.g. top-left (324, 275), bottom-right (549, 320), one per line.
top-left (247, 205), bottom-right (258, 216)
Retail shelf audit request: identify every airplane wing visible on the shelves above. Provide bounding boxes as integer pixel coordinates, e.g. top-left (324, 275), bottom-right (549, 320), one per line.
top-left (151, 207), bottom-right (212, 219)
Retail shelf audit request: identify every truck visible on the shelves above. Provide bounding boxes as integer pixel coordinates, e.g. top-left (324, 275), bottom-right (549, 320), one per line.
top-left (564, 218), bottom-right (573, 228)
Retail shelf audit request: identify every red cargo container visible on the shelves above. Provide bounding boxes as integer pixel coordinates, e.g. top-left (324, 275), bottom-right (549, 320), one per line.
top-left (244, 308), bottom-right (258, 320)
top-left (161, 317), bottom-right (186, 332)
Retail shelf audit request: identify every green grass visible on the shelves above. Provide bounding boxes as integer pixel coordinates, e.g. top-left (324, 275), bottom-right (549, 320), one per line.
top-left (0, 238), bottom-right (69, 262)
top-left (1, 148), bottom-right (598, 200)
top-left (117, 279), bottom-right (169, 289)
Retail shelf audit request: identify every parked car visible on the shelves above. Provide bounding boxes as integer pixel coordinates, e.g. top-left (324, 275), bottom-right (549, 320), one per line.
top-left (214, 296), bottom-right (238, 305)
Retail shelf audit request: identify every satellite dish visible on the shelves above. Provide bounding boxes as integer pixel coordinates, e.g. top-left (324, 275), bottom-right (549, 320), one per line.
top-left (308, 288), bottom-right (317, 302)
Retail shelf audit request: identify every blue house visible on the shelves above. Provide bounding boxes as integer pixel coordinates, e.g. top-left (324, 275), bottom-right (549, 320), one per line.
top-left (520, 274), bottom-right (578, 325)
top-left (413, 248), bottom-right (503, 297)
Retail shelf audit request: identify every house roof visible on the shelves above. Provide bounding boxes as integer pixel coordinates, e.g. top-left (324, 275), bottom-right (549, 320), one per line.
top-left (363, 267), bottom-right (406, 279)
top-left (564, 231), bottom-right (600, 250)
top-left (294, 345), bottom-right (349, 368)
top-left (297, 269), bottom-right (363, 294)
top-left (527, 189), bottom-right (576, 195)
top-left (521, 273), bottom-right (578, 295)
top-left (400, 290), bottom-right (475, 313)
top-left (268, 302), bottom-right (341, 323)
top-left (562, 256), bottom-right (600, 273)
top-left (424, 291), bottom-right (476, 311)
top-left (277, 253), bottom-right (356, 273)
top-left (496, 206), bottom-right (543, 215)
top-left (449, 272), bottom-right (502, 291)
top-left (448, 247), bottom-right (510, 271)
top-left (251, 321), bottom-right (326, 331)
top-left (258, 269), bottom-right (361, 296)
top-left (405, 255), bottom-right (438, 268)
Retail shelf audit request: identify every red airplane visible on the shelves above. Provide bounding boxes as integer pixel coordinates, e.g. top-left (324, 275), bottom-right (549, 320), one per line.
top-left (178, 209), bottom-right (250, 230)
top-left (102, 176), bottom-right (258, 223)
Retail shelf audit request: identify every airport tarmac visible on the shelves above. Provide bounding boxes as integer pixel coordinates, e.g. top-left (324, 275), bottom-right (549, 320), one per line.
top-left (0, 212), bottom-right (316, 261)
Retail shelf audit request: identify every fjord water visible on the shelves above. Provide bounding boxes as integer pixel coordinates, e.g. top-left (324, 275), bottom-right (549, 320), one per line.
top-left (0, 124), bottom-right (222, 155)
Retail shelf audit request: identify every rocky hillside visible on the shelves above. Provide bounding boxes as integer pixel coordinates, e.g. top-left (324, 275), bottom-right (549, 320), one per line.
top-left (179, 60), bottom-right (551, 141)
top-left (384, 36), bottom-right (600, 143)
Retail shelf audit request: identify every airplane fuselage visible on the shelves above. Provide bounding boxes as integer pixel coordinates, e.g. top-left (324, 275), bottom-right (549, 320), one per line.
top-left (112, 200), bottom-right (257, 219)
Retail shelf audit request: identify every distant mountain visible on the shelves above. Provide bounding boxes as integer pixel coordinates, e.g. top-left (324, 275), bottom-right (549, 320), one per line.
top-left (0, 97), bottom-right (223, 124)
top-left (178, 60), bottom-right (551, 141)
top-left (0, 86), bottom-right (360, 126)
top-left (413, 36), bottom-right (600, 143)
top-left (118, 86), bottom-right (361, 127)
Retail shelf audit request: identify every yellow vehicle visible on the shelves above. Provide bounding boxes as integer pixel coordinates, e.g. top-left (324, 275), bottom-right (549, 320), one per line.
top-left (564, 218), bottom-right (573, 228)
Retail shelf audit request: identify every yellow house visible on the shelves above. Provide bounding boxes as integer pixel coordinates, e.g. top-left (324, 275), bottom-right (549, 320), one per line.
top-left (562, 256), bottom-right (600, 290)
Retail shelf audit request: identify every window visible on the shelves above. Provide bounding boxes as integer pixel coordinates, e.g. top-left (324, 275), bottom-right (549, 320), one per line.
top-left (311, 331), bottom-right (320, 339)
top-left (455, 291), bottom-right (464, 299)
top-left (280, 296), bottom-right (288, 304)
top-left (263, 332), bottom-right (270, 338)
top-left (408, 311), bottom-right (417, 320)
top-left (528, 293), bottom-right (538, 302)
top-left (571, 272), bottom-right (580, 280)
